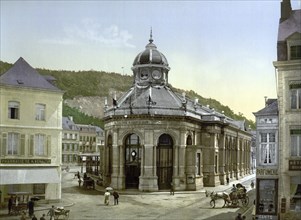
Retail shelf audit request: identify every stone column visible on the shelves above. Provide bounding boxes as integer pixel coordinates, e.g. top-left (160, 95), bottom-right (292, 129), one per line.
top-left (118, 144), bottom-right (125, 189)
top-left (178, 130), bottom-right (186, 190)
top-left (202, 131), bottom-right (216, 186)
top-left (219, 133), bottom-right (225, 185)
top-left (111, 131), bottom-right (119, 188)
top-left (138, 130), bottom-right (158, 191)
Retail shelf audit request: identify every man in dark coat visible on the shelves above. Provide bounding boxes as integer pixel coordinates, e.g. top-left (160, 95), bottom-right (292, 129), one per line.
top-left (28, 198), bottom-right (35, 217)
top-left (112, 191), bottom-right (119, 205)
top-left (8, 196), bottom-right (13, 214)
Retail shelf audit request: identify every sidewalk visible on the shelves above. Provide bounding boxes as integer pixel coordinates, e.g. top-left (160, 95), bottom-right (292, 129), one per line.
top-left (0, 171), bottom-right (255, 219)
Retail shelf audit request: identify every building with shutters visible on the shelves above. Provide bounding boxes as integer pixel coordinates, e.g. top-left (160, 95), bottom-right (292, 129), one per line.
top-left (253, 98), bottom-right (279, 219)
top-left (0, 57), bottom-right (63, 202)
top-left (273, 0), bottom-right (301, 218)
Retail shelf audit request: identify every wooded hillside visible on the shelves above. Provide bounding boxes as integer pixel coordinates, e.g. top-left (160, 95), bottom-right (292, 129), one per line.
top-left (0, 60), bottom-right (255, 129)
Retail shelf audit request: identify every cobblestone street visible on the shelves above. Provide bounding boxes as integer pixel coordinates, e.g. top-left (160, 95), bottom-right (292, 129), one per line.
top-left (0, 168), bottom-right (255, 220)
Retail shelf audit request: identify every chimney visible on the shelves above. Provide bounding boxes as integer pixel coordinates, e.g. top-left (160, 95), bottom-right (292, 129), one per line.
top-left (280, 0), bottom-right (292, 23)
top-left (264, 96), bottom-right (268, 107)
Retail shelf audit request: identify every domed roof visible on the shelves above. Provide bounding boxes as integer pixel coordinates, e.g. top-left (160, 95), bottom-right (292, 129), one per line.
top-left (133, 34), bottom-right (169, 67)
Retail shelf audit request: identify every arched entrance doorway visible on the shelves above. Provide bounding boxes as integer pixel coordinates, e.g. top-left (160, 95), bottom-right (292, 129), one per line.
top-left (157, 134), bottom-right (173, 190)
top-left (125, 133), bottom-right (141, 188)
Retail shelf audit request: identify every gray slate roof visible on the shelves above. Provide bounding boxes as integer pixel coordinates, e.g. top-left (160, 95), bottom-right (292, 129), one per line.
top-left (278, 9), bottom-right (301, 41)
top-left (62, 117), bottom-right (79, 130)
top-left (0, 57), bottom-right (62, 92)
top-left (105, 84), bottom-right (248, 131)
top-left (253, 99), bottom-right (278, 116)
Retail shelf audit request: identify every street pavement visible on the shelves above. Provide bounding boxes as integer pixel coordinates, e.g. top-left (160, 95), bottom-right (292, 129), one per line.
top-left (0, 167), bottom-right (256, 220)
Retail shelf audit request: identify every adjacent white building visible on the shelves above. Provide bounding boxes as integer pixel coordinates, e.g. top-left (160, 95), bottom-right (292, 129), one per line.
top-left (254, 99), bottom-right (279, 219)
top-left (0, 57), bottom-right (64, 202)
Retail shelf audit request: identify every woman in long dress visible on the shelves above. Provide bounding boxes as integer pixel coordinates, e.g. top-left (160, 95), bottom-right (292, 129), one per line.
top-left (104, 190), bottom-right (110, 205)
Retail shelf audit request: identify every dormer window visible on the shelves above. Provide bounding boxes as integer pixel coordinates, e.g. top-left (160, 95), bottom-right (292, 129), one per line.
top-left (290, 45), bottom-right (301, 60)
top-left (287, 34), bottom-right (301, 60)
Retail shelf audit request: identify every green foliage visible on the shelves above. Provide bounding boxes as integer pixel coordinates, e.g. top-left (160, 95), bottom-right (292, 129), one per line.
top-left (36, 68), bottom-right (133, 99)
top-left (0, 60), bottom-right (12, 74)
top-left (1, 60), bottom-right (255, 129)
top-left (63, 104), bottom-right (104, 128)
top-left (171, 87), bottom-right (255, 129)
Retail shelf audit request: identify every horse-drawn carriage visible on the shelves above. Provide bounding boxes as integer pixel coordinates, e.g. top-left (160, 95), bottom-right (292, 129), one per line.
top-left (47, 207), bottom-right (70, 220)
top-left (205, 184), bottom-right (249, 208)
top-left (83, 177), bottom-right (95, 189)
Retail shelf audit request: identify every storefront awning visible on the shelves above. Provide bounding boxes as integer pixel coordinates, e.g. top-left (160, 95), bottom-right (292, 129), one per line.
top-left (0, 167), bottom-right (60, 185)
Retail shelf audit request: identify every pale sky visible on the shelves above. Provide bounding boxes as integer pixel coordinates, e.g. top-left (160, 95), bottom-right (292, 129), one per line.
top-left (1, 0), bottom-right (301, 120)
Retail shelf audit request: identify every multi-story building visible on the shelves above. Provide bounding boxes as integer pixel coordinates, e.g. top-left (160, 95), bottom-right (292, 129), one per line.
top-left (62, 116), bottom-right (80, 165)
top-left (273, 0), bottom-right (301, 218)
top-left (0, 57), bottom-right (64, 202)
top-left (78, 124), bottom-right (104, 175)
top-left (102, 34), bottom-right (252, 191)
top-left (254, 99), bottom-right (279, 219)
top-left (62, 117), bottom-right (104, 175)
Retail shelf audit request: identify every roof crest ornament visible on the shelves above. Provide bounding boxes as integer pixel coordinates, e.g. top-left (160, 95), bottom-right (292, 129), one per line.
top-left (149, 27), bottom-right (153, 43)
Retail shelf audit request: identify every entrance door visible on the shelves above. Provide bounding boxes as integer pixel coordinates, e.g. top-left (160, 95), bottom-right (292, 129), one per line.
top-left (157, 134), bottom-right (173, 190)
top-left (125, 134), bottom-right (141, 188)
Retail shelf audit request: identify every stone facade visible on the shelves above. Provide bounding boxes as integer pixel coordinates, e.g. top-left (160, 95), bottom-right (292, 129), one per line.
top-left (273, 0), bottom-right (301, 217)
top-left (254, 99), bottom-right (279, 218)
top-left (102, 34), bottom-right (252, 191)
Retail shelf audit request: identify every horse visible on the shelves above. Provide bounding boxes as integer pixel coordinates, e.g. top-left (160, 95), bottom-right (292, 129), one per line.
top-left (205, 190), bottom-right (231, 208)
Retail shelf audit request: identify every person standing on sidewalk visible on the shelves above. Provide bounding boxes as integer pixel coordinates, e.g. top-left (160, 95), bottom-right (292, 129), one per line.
top-left (104, 190), bottom-right (110, 205)
top-left (235, 213), bottom-right (242, 220)
top-left (112, 191), bottom-right (119, 205)
top-left (47, 205), bottom-right (56, 220)
top-left (28, 198), bottom-right (35, 217)
top-left (40, 214), bottom-right (46, 220)
top-left (8, 195), bottom-right (13, 214)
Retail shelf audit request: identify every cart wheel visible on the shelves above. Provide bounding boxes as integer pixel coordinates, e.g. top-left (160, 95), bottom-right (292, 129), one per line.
top-left (210, 199), bottom-right (215, 208)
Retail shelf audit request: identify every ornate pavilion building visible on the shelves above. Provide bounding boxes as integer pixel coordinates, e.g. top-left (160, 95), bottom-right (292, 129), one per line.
top-left (102, 34), bottom-right (252, 191)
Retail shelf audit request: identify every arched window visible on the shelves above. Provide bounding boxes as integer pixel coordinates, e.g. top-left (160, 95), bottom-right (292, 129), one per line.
top-left (157, 134), bottom-right (173, 189)
top-left (107, 135), bottom-right (112, 175)
top-left (125, 133), bottom-right (141, 188)
top-left (186, 135), bottom-right (192, 145)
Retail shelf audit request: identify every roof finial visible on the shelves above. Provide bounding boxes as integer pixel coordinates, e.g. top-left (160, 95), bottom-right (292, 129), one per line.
top-left (149, 27), bottom-right (153, 43)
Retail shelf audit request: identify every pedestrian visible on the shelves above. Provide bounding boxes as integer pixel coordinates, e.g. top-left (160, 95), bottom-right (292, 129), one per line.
top-left (28, 198), bottom-right (35, 217)
top-left (112, 190), bottom-right (119, 205)
top-left (170, 182), bottom-right (175, 195)
top-left (251, 180), bottom-right (254, 189)
top-left (32, 214), bottom-right (38, 220)
top-left (226, 177), bottom-right (229, 185)
top-left (231, 184), bottom-right (237, 192)
top-left (8, 195), bottom-right (13, 214)
top-left (104, 190), bottom-right (110, 205)
top-left (242, 215), bottom-right (246, 220)
top-left (47, 205), bottom-right (56, 220)
top-left (20, 211), bottom-right (26, 220)
top-left (235, 213), bottom-right (242, 220)
top-left (40, 214), bottom-right (46, 220)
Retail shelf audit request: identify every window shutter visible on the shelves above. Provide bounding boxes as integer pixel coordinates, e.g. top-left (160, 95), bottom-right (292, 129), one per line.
top-left (20, 134), bottom-right (25, 156)
top-left (47, 135), bottom-right (51, 156)
top-left (1, 133), bottom-right (7, 156)
top-left (29, 135), bottom-right (34, 156)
